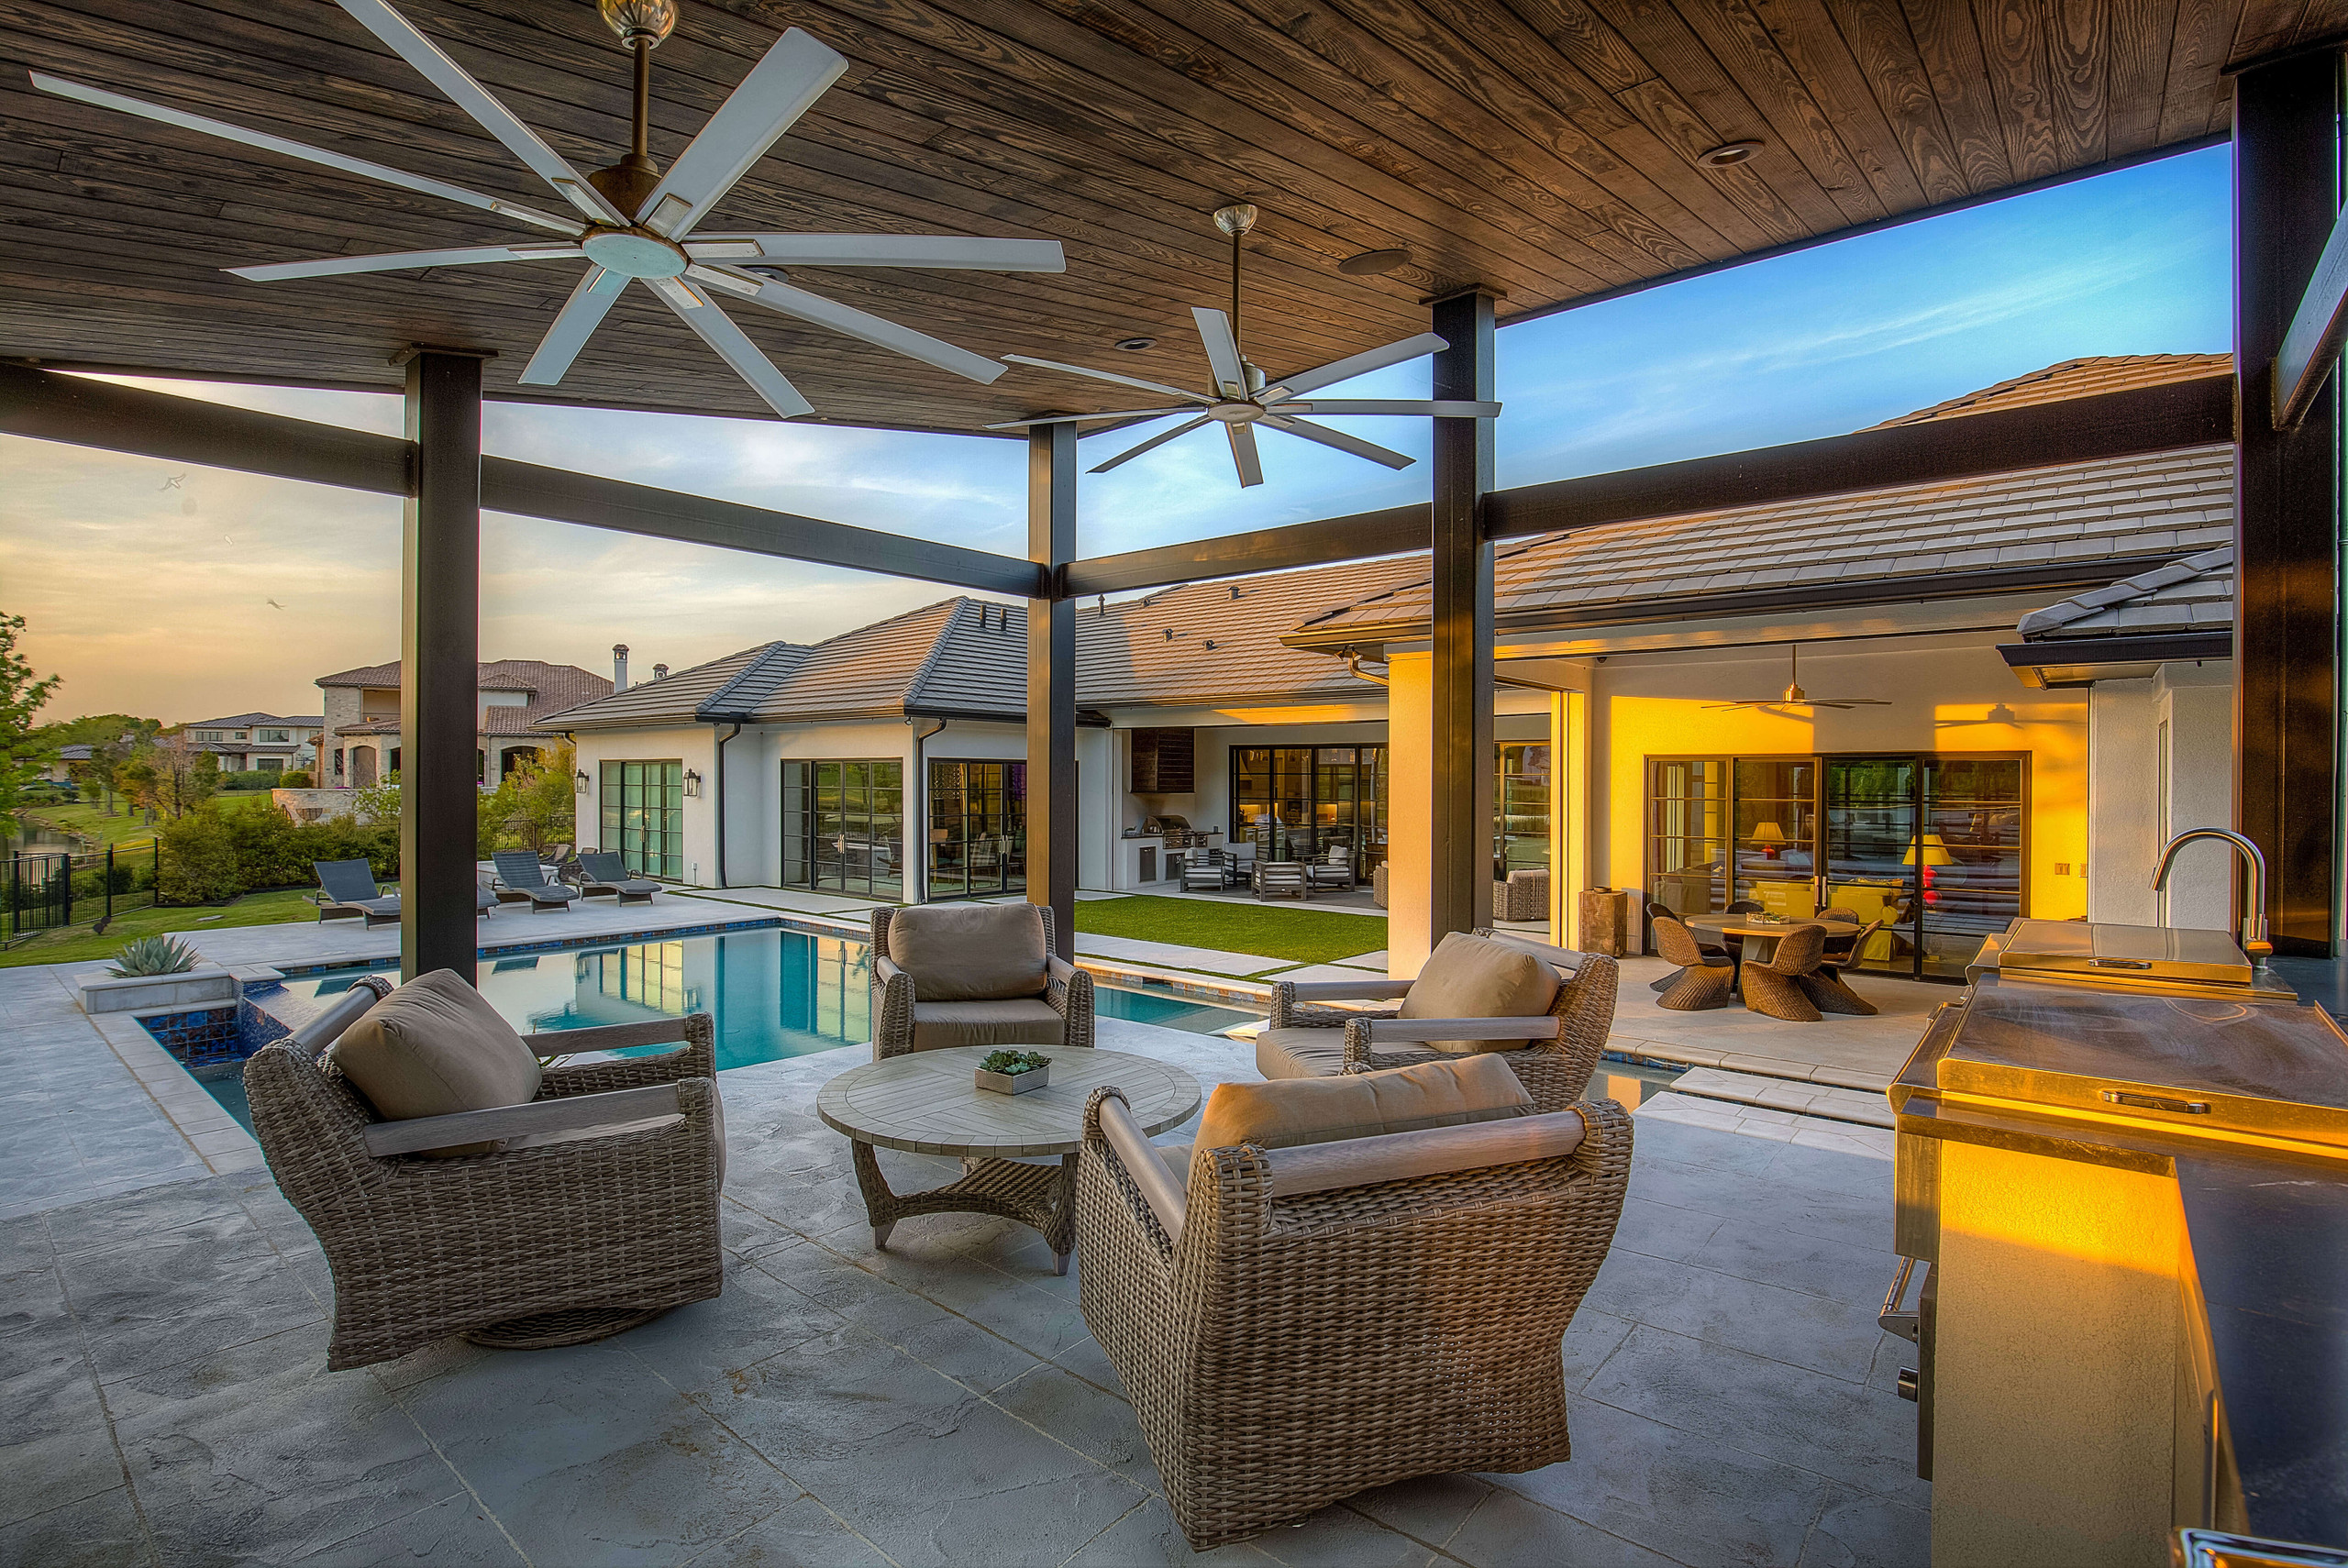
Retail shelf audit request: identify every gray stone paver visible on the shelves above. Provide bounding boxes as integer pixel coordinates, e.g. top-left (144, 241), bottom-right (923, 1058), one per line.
top-left (0, 1007), bottom-right (1928, 1566)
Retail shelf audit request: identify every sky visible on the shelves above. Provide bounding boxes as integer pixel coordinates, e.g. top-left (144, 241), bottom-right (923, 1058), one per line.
top-left (0, 144), bottom-right (2233, 726)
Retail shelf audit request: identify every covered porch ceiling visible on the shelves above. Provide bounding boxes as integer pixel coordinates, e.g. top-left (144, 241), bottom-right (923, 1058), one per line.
top-left (4, 0), bottom-right (2339, 433)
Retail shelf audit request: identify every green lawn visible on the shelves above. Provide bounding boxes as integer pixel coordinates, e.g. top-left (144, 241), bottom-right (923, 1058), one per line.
top-left (1075, 894), bottom-right (1385, 968)
top-left (0, 887), bottom-right (318, 969)
top-left (17, 792), bottom-right (274, 850)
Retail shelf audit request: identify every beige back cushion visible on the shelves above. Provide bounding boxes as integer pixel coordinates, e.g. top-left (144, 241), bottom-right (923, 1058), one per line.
top-left (1398, 931), bottom-right (1562, 1052)
top-left (327, 970), bottom-right (543, 1156)
top-left (887, 903), bottom-right (1049, 1000)
top-left (1195, 1054), bottom-right (1532, 1153)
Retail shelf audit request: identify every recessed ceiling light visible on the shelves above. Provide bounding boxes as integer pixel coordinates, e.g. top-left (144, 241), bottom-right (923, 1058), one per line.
top-left (1337, 248), bottom-right (1410, 277)
top-left (1699, 139), bottom-right (1763, 168)
top-left (1113, 336), bottom-right (1157, 352)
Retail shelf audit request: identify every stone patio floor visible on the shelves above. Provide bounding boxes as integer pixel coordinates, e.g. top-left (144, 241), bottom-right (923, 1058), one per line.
top-left (2, 950), bottom-right (1929, 1567)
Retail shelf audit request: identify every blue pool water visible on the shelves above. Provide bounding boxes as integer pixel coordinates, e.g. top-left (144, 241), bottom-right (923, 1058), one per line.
top-left (178, 924), bottom-right (1258, 1132)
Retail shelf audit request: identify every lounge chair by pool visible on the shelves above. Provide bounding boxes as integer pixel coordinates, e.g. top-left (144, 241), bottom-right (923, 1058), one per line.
top-left (577, 852), bottom-right (661, 904)
top-left (491, 851), bottom-right (578, 913)
top-left (314, 859), bottom-right (399, 928)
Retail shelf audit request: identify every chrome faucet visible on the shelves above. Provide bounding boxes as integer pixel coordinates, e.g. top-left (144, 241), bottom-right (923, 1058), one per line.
top-left (2152, 828), bottom-right (2274, 968)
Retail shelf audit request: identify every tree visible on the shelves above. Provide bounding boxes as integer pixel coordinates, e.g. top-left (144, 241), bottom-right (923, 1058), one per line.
top-left (0, 613), bottom-right (63, 815)
top-left (121, 733), bottom-right (222, 820)
top-left (504, 741), bottom-right (579, 855)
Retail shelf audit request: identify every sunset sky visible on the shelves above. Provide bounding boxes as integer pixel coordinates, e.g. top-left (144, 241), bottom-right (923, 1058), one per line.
top-left (1, 144), bottom-right (2232, 727)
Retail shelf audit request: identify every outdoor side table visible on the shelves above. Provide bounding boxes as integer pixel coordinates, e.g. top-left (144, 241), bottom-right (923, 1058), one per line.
top-left (816, 1045), bottom-right (1201, 1275)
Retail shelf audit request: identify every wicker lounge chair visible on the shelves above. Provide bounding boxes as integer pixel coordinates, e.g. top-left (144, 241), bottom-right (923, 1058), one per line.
top-left (1077, 1076), bottom-right (1633, 1548)
top-left (1256, 930), bottom-right (1617, 1113)
top-left (242, 976), bottom-right (725, 1370)
top-left (869, 903), bottom-right (1093, 1060)
top-left (1803, 918), bottom-right (1885, 1015)
top-left (1254, 860), bottom-right (1309, 900)
top-left (577, 851), bottom-right (660, 904)
top-left (1494, 867), bottom-right (1549, 922)
top-left (492, 850), bottom-right (579, 912)
top-left (314, 858), bottom-right (400, 928)
top-left (1652, 912), bottom-right (1735, 1011)
top-left (1742, 922), bottom-right (1827, 1021)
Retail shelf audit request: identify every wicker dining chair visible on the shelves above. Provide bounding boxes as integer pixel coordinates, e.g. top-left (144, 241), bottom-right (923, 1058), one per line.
top-left (1803, 919), bottom-right (1885, 1016)
top-left (1077, 1082), bottom-right (1633, 1548)
top-left (1644, 899), bottom-right (1729, 990)
top-left (1742, 922), bottom-right (1828, 1021)
top-left (1652, 912), bottom-right (1735, 1011)
top-left (1257, 931), bottom-right (1617, 1113)
top-left (869, 902), bottom-right (1093, 1060)
top-left (243, 977), bottom-right (725, 1372)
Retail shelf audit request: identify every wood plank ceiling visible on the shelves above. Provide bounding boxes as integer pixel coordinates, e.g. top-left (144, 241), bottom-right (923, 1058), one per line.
top-left (1, 0), bottom-right (2341, 434)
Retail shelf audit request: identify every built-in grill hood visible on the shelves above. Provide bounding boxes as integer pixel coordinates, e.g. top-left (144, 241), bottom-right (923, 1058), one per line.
top-left (1966, 919), bottom-right (2295, 1000)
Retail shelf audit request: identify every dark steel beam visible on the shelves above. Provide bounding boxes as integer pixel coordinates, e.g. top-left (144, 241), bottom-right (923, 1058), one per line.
top-left (1429, 290), bottom-right (1497, 941)
top-left (2273, 177), bottom-right (2348, 427)
top-left (1061, 504), bottom-right (1431, 597)
top-left (2234, 54), bottom-right (2342, 957)
top-left (0, 361), bottom-right (410, 494)
top-left (1027, 424), bottom-right (1078, 961)
top-left (1484, 376), bottom-right (2234, 539)
top-left (479, 459), bottom-right (1046, 597)
top-left (399, 349), bottom-right (486, 984)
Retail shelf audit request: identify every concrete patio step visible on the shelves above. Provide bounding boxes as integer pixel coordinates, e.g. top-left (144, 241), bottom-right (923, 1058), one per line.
top-left (1665, 1066), bottom-right (1895, 1129)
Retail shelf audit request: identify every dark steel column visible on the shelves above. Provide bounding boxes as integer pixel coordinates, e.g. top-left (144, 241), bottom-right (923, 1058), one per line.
top-left (2235, 55), bottom-right (2342, 956)
top-left (1026, 424), bottom-right (1078, 960)
top-left (1429, 289), bottom-right (1497, 940)
top-left (399, 348), bottom-right (487, 982)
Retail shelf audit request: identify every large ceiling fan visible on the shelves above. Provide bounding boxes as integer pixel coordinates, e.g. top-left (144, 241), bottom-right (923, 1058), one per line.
top-left (28, 0), bottom-right (1065, 418)
top-left (1705, 646), bottom-right (1891, 711)
top-left (987, 204), bottom-right (1500, 487)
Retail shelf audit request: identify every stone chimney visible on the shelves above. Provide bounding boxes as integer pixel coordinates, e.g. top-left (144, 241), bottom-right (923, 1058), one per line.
top-left (653, 663), bottom-right (670, 681)
top-left (613, 644), bottom-right (629, 692)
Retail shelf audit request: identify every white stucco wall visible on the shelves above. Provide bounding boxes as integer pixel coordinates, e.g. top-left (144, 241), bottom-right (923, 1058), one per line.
top-left (2085, 663), bottom-right (2234, 930)
top-left (567, 725), bottom-right (722, 886)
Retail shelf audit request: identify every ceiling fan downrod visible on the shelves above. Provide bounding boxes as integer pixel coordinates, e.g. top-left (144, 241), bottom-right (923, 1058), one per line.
top-left (592, 0), bottom-right (677, 217)
top-left (1213, 203), bottom-right (1261, 394)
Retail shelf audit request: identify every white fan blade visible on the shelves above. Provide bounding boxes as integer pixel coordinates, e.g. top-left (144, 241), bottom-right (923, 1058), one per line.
top-left (28, 72), bottom-right (581, 237)
top-left (1268, 399), bottom-right (1502, 417)
top-left (635, 28), bottom-right (844, 235)
top-left (1003, 355), bottom-right (1210, 405)
top-left (1260, 414), bottom-right (1413, 469)
top-left (332, 0), bottom-right (625, 225)
top-left (1191, 307), bottom-right (1246, 396)
top-left (228, 244), bottom-right (581, 282)
top-left (518, 265), bottom-right (629, 386)
top-left (1089, 414), bottom-right (1211, 473)
top-left (687, 265), bottom-right (1002, 383)
top-left (1226, 421), bottom-right (1265, 487)
top-left (648, 275), bottom-right (814, 418)
top-left (688, 235), bottom-right (1065, 271)
top-left (981, 407), bottom-right (1191, 430)
top-left (1268, 332), bottom-right (1449, 398)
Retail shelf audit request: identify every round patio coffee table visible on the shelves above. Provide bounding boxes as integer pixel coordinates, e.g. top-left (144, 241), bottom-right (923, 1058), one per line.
top-left (817, 1045), bottom-right (1201, 1275)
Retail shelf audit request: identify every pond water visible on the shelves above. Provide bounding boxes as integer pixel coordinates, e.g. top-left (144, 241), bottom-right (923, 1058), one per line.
top-left (2, 814), bottom-right (83, 857)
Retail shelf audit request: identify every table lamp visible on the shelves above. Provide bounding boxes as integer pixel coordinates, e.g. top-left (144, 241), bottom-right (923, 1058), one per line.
top-left (1751, 822), bottom-right (1787, 860)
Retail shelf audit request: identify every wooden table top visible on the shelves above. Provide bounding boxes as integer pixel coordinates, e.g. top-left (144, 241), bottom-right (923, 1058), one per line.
top-left (1689, 917), bottom-right (1863, 939)
top-left (816, 1046), bottom-right (1201, 1160)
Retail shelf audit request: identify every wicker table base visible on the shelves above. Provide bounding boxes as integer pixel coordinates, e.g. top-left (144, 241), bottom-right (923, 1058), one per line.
top-left (460, 1304), bottom-right (674, 1349)
top-left (849, 1140), bottom-right (1079, 1272)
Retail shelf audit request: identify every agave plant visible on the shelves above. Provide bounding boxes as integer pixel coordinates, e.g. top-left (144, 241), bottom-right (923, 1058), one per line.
top-left (106, 934), bottom-right (202, 977)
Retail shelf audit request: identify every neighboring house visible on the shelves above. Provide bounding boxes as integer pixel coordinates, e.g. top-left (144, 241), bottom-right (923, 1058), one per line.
top-left (39, 743), bottom-right (92, 784)
top-left (181, 712), bottom-right (326, 774)
top-left (316, 659), bottom-right (613, 788)
top-left (535, 354), bottom-right (2240, 980)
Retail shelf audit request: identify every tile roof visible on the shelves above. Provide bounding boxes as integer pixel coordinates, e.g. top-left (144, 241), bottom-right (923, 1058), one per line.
top-left (537, 644), bottom-right (805, 731)
top-left (315, 659), bottom-right (594, 697)
top-left (2016, 545), bottom-right (2234, 639)
top-left (183, 712), bottom-right (323, 728)
top-left (1288, 443), bottom-right (2233, 646)
top-left (1868, 355), bottom-right (2232, 427)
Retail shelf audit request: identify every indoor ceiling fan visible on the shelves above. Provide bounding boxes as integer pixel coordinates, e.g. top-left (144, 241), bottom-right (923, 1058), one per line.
top-left (28, 0), bottom-right (1066, 418)
top-left (986, 204), bottom-right (1500, 487)
top-left (1704, 646), bottom-right (1891, 711)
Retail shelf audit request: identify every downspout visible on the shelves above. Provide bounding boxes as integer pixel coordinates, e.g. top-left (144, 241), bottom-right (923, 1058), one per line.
top-left (912, 717), bottom-right (947, 901)
top-left (712, 722), bottom-right (742, 888)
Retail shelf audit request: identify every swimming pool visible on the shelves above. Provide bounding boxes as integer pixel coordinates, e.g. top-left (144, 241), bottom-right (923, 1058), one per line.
top-left (190, 925), bottom-right (1259, 1132)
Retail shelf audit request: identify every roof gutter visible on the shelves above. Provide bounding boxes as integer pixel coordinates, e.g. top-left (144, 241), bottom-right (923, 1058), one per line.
top-left (1998, 631), bottom-right (2233, 688)
top-left (711, 722), bottom-right (743, 888)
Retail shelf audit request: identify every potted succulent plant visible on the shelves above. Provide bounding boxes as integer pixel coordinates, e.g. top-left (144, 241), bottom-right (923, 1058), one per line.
top-left (975, 1049), bottom-right (1051, 1096)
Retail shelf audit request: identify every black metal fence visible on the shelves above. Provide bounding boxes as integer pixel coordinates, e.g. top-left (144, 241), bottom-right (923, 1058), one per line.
top-left (3, 843), bottom-right (161, 940)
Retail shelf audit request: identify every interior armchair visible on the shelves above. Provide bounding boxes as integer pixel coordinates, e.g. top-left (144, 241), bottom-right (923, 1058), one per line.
top-left (869, 903), bottom-right (1093, 1060)
top-left (1077, 1068), bottom-right (1633, 1548)
top-left (1257, 930), bottom-right (1618, 1112)
top-left (242, 974), bottom-right (725, 1372)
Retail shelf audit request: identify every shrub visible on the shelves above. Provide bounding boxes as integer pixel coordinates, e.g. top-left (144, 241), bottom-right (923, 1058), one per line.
top-left (220, 771), bottom-right (279, 791)
top-left (157, 811), bottom-right (239, 903)
top-left (278, 769), bottom-right (313, 788)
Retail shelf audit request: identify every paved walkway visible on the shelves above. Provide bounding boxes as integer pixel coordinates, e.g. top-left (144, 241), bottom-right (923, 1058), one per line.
top-left (2, 1009), bottom-right (1925, 1567)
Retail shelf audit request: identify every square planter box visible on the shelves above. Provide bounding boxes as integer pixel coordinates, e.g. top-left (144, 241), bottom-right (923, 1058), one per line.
top-left (975, 1064), bottom-right (1050, 1096)
top-left (78, 967), bottom-right (238, 1015)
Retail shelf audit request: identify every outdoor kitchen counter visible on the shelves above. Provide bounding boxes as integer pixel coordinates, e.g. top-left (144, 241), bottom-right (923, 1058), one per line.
top-left (1890, 988), bottom-right (2348, 1564)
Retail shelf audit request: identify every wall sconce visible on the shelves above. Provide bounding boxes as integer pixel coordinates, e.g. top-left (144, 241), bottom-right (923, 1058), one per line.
top-left (573, 768), bottom-right (591, 796)
top-left (682, 768), bottom-right (703, 798)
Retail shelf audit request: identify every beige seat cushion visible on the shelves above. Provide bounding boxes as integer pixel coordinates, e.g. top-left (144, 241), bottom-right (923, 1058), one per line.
top-left (1196, 1054), bottom-right (1533, 1153)
top-left (1399, 932), bottom-right (1562, 1053)
top-left (1255, 1027), bottom-right (1349, 1081)
top-left (910, 997), bottom-right (1064, 1053)
top-left (1157, 1142), bottom-right (1192, 1183)
top-left (888, 904), bottom-right (1049, 1000)
top-left (327, 971), bottom-right (542, 1156)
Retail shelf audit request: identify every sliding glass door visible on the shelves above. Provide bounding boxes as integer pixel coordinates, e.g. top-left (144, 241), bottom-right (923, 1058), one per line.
top-left (599, 759), bottom-right (684, 879)
top-left (781, 759), bottom-right (903, 898)
top-left (927, 760), bottom-right (1025, 898)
